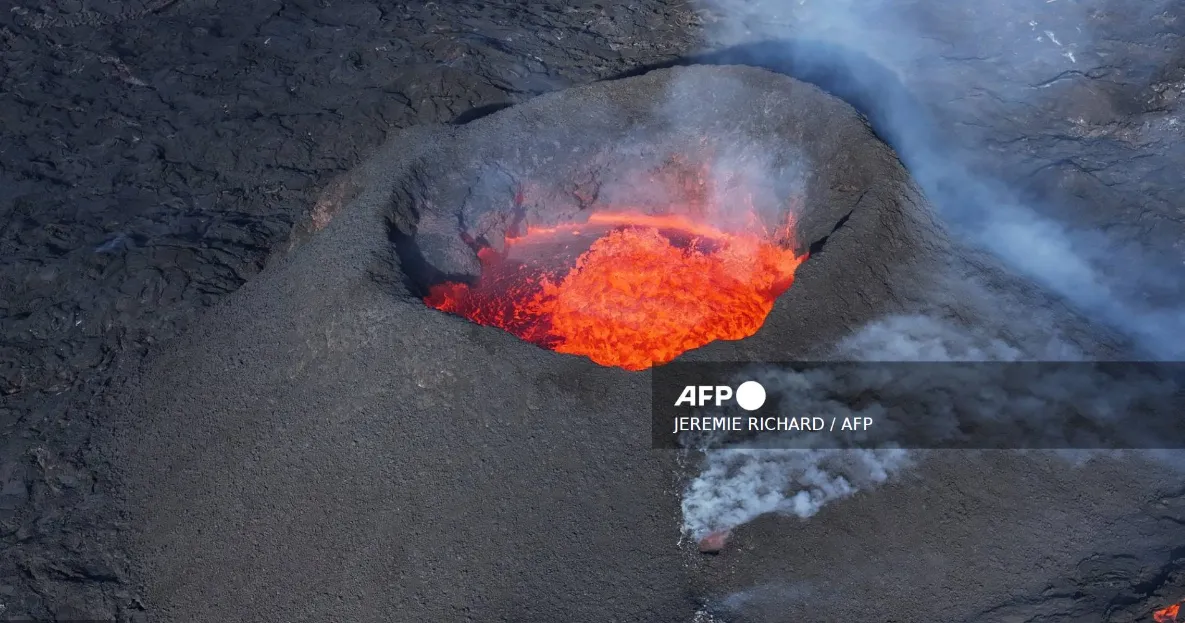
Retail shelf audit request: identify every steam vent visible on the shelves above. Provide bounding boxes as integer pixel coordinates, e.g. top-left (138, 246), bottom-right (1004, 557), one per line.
top-left (101, 66), bottom-right (1185, 622)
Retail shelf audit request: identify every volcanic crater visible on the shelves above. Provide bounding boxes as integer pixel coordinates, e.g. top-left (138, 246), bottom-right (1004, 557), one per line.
top-left (387, 65), bottom-right (958, 370)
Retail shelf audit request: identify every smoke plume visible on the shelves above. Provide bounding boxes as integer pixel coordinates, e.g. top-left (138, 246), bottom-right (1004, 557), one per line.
top-left (688, 0), bottom-right (1185, 360)
top-left (680, 314), bottom-right (1044, 539)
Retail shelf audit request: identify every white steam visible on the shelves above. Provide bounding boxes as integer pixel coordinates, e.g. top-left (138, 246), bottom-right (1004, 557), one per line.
top-left (837, 314), bottom-right (1027, 361)
top-left (681, 445), bottom-right (910, 539)
top-left (680, 314), bottom-right (1032, 539)
top-left (679, 314), bottom-right (1180, 538)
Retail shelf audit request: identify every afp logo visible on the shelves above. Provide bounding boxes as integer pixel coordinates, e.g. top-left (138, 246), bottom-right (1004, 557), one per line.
top-left (673, 380), bottom-right (767, 411)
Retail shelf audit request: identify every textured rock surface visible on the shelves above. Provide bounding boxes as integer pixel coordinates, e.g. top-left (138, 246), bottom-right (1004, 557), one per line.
top-left (1, 0), bottom-right (1183, 620)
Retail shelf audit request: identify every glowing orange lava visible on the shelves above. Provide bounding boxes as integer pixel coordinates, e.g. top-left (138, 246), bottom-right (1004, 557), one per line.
top-left (424, 210), bottom-right (806, 371)
top-left (1155, 603), bottom-right (1181, 623)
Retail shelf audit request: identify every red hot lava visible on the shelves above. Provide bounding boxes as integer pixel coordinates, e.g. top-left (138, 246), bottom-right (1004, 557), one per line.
top-left (698, 529), bottom-right (730, 554)
top-left (1155, 603), bottom-right (1181, 622)
top-left (424, 201), bottom-right (806, 371)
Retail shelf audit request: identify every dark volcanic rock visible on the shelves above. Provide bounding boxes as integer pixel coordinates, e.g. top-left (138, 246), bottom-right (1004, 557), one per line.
top-left (3, 0), bottom-right (1184, 620)
top-left (0, 2), bottom-right (698, 618)
top-left (93, 65), bottom-right (1178, 623)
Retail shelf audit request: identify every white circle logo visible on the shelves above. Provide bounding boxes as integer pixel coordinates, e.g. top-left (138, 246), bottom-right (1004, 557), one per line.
top-left (735, 380), bottom-right (767, 411)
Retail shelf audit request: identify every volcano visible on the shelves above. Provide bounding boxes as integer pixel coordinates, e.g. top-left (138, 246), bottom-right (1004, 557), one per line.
top-left (93, 65), bottom-right (1185, 623)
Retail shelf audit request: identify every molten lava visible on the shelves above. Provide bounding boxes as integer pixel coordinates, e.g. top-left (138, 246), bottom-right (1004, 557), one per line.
top-left (1155, 603), bottom-right (1181, 623)
top-left (424, 211), bottom-right (806, 371)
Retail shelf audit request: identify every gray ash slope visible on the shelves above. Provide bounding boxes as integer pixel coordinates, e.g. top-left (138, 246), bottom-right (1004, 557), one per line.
top-left (95, 65), bottom-right (1181, 623)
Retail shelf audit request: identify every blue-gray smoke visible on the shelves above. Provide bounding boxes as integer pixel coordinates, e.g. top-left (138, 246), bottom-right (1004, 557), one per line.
top-left (690, 0), bottom-right (1185, 360)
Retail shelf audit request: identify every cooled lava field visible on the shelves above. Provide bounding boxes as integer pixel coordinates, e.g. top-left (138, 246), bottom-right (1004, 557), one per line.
top-left (2, 1), bottom-right (1185, 622)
